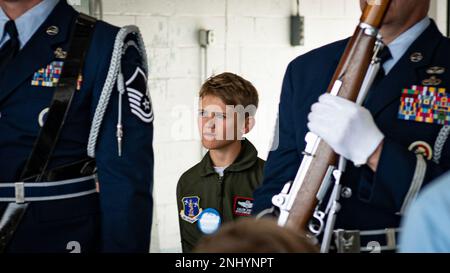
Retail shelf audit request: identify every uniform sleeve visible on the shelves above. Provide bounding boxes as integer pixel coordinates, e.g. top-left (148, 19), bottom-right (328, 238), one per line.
top-left (252, 63), bottom-right (302, 214)
top-left (399, 175), bottom-right (450, 253)
top-left (93, 34), bottom-right (154, 252)
top-left (176, 177), bottom-right (182, 212)
top-left (176, 175), bottom-right (189, 252)
top-left (359, 137), bottom-right (449, 214)
top-left (176, 175), bottom-right (183, 230)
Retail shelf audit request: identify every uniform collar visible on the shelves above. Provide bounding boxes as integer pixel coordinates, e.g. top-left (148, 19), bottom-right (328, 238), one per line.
top-left (0, 0), bottom-right (60, 49)
top-left (0, 0), bottom-right (76, 105)
top-left (384, 16), bottom-right (431, 75)
top-left (364, 19), bottom-right (445, 117)
top-left (200, 139), bottom-right (259, 177)
top-left (0, 7), bottom-right (9, 46)
top-left (0, 7), bottom-right (7, 25)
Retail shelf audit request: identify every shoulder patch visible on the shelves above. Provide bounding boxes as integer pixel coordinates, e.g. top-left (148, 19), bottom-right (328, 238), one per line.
top-left (180, 196), bottom-right (203, 223)
top-left (126, 66), bottom-right (154, 123)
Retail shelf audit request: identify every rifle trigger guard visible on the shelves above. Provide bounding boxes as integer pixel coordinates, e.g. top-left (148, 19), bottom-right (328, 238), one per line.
top-left (309, 210), bottom-right (326, 236)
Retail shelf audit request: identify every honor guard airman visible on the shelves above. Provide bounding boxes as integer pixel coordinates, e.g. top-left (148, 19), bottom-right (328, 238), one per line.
top-left (0, 0), bottom-right (154, 252)
top-left (253, 0), bottom-right (450, 252)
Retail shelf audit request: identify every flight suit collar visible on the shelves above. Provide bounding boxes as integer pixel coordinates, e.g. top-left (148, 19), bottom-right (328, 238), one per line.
top-left (364, 19), bottom-right (444, 117)
top-left (0, 0), bottom-right (75, 105)
top-left (199, 139), bottom-right (259, 177)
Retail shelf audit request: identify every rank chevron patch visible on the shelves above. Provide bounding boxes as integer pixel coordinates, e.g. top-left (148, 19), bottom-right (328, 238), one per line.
top-left (125, 67), bottom-right (154, 123)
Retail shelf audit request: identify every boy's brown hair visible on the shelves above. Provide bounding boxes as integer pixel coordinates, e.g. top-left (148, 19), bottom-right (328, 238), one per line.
top-left (199, 72), bottom-right (259, 116)
top-left (193, 218), bottom-right (319, 253)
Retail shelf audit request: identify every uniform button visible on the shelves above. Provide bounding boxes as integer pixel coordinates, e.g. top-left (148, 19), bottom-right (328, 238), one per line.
top-left (341, 187), bottom-right (352, 199)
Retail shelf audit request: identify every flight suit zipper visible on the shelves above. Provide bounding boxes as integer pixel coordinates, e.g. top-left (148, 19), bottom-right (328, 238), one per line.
top-left (218, 174), bottom-right (225, 217)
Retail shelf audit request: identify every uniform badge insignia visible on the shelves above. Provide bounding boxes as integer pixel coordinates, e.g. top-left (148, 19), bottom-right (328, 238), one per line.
top-left (398, 85), bottom-right (450, 125)
top-left (427, 66), bottom-right (445, 75)
top-left (38, 107), bottom-right (49, 127)
top-left (46, 25), bottom-right (59, 36)
top-left (410, 52), bottom-right (423, 63)
top-left (31, 61), bottom-right (64, 87)
top-left (125, 67), bottom-right (154, 123)
top-left (197, 208), bottom-right (221, 235)
top-left (233, 196), bottom-right (254, 216)
top-left (422, 76), bottom-right (442, 86)
top-left (180, 196), bottom-right (203, 224)
top-left (408, 141), bottom-right (433, 160)
top-left (54, 47), bottom-right (67, 59)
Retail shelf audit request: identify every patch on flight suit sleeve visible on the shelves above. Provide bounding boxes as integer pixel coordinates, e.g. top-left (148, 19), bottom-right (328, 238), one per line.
top-left (233, 196), bottom-right (254, 216)
top-left (180, 196), bottom-right (203, 224)
top-left (125, 66), bottom-right (154, 123)
top-left (398, 85), bottom-right (450, 125)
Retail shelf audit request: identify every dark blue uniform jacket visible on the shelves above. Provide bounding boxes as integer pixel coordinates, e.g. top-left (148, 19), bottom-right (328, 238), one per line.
top-left (254, 21), bottom-right (450, 232)
top-left (0, 0), bottom-right (154, 252)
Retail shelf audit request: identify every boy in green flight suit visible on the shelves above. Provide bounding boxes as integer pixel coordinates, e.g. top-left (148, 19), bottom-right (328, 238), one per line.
top-left (177, 72), bottom-right (265, 253)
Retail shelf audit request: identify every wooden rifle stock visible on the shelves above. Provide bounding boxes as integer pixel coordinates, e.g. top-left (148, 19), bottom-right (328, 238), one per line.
top-left (284, 0), bottom-right (391, 233)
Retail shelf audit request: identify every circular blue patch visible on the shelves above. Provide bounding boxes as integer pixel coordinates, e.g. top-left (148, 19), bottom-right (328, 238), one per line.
top-left (197, 208), bottom-right (221, 235)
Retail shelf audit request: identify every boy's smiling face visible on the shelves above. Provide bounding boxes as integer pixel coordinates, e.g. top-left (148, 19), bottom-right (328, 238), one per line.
top-left (198, 95), bottom-right (246, 150)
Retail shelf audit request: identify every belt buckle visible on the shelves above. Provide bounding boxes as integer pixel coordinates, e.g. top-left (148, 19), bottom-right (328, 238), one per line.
top-left (334, 229), bottom-right (361, 253)
top-left (15, 182), bottom-right (25, 204)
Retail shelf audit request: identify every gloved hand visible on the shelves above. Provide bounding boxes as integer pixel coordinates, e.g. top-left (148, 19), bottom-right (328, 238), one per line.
top-left (307, 93), bottom-right (384, 166)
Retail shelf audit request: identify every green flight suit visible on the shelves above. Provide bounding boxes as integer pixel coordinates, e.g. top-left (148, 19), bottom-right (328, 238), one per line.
top-left (176, 139), bottom-right (265, 252)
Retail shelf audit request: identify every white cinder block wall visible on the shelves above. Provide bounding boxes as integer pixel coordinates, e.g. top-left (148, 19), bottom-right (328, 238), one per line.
top-left (99, 0), bottom-right (448, 252)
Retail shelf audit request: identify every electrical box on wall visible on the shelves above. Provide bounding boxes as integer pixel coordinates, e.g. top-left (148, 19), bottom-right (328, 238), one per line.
top-left (67, 0), bottom-right (90, 14)
top-left (199, 29), bottom-right (216, 48)
top-left (290, 15), bottom-right (304, 46)
top-left (291, 0), bottom-right (304, 46)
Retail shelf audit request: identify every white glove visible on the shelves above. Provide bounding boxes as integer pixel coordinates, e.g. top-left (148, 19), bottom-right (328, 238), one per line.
top-left (307, 94), bottom-right (384, 166)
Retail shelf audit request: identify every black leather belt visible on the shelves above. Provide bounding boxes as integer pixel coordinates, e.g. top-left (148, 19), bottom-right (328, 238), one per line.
top-left (25, 158), bottom-right (97, 182)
